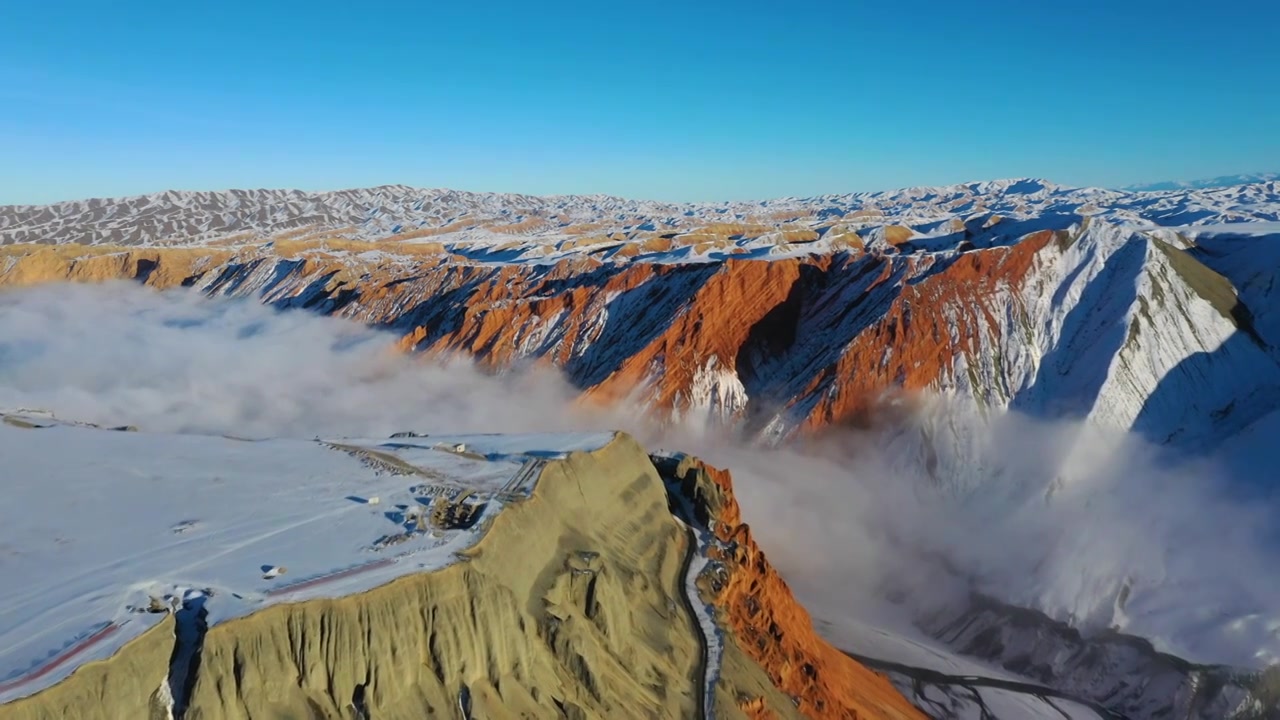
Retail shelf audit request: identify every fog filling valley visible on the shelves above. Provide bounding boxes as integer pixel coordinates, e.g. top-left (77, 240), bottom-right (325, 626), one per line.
top-left (2, 282), bottom-right (1277, 670)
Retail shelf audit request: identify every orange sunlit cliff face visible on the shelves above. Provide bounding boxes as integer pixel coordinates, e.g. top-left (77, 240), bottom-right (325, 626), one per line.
top-left (653, 453), bottom-right (925, 720)
top-left (0, 225), bottom-right (1068, 442)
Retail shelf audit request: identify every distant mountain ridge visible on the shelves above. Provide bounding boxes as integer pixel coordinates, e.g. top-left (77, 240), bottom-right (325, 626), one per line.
top-left (2, 176), bottom-right (1279, 249)
top-left (1122, 172), bottom-right (1280, 192)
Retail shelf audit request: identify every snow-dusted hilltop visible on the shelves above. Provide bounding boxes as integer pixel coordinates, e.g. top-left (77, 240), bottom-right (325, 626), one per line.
top-left (1123, 172), bottom-right (1280, 193)
top-left (2, 178), bottom-right (1277, 250)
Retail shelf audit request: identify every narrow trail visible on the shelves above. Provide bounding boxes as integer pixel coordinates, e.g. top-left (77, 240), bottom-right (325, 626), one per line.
top-left (264, 557), bottom-right (398, 597)
top-left (674, 524), bottom-right (710, 720)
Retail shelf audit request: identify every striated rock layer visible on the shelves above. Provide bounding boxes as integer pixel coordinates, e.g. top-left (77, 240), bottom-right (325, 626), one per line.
top-left (654, 453), bottom-right (921, 720)
top-left (2, 180), bottom-right (1278, 448)
top-left (5, 210), bottom-right (1280, 454)
top-left (0, 434), bottom-right (921, 720)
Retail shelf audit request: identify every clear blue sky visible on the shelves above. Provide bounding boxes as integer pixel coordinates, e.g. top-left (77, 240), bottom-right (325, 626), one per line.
top-left (2, 0), bottom-right (1277, 204)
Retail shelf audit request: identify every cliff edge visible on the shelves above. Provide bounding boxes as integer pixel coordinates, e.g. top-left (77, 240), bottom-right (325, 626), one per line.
top-left (0, 419), bottom-right (919, 719)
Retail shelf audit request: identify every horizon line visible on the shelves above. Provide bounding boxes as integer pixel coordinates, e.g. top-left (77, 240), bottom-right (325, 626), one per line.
top-left (4, 172), bottom-right (1278, 209)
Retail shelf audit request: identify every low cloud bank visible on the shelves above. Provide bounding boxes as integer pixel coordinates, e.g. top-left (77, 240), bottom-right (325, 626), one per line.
top-left (716, 410), bottom-right (1280, 669)
top-left (1, 282), bottom-right (1275, 669)
top-left (0, 282), bottom-right (587, 438)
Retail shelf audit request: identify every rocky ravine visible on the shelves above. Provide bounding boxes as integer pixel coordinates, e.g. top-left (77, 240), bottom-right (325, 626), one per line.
top-left (0, 418), bottom-right (921, 720)
top-left (906, 596), bottom-right (1280, 719)
top-left (652, 453), bottom-right (1280, 720)
top-left (652, 453), bottom-right (926, 719)
top-left (3, 181), bottom-right (1279, 451)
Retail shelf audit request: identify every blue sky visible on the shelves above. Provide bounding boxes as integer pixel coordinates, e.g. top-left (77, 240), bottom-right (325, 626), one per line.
top-left (2, 0), bottom-right (1277, 203)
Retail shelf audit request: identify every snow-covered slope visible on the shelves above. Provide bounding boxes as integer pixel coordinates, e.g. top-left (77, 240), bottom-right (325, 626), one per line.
top-left (0, 411), bottom-right (610, 706)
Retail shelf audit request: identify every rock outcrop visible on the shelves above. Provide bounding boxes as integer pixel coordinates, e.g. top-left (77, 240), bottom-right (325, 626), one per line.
top-left (0, 434), bottom-right (919, 720)
top-left (654, 453), bottom-right (923, 720)
top-left (5, 210), bottom-right (1278, 453)
top-left (5, 179), bottom-right (1280, 451)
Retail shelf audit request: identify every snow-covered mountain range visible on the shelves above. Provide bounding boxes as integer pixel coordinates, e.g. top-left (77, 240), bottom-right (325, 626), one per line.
top-left (2, 177), bottom-right (1277, 251)
top-left (1122, 173), bottom-right (1280, 193)
top-left (2, 177), bottom-right (1279, 719)
top-left (7, 177), bottom-right (1277, 451)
